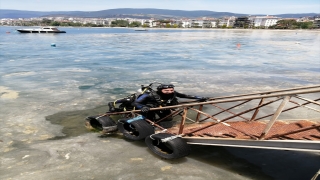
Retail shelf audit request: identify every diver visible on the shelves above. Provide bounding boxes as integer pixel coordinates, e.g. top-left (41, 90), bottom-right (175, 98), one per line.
top-left (107, 85), bottom-right (152, 112)
top-left (132, 83), bottom-right (209, 126)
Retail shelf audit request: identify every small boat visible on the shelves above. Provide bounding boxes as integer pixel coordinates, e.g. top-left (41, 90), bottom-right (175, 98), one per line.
top-left (16, 27), bottom-right (66, 33)
top-left (134, 28), bottom-right (148, 31)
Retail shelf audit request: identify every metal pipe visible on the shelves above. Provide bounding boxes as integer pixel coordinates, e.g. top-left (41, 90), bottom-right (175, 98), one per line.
top-left (211, 104), bottom-right (250, 121)
top-left (155, 109), bottom-right (183, 123)
top-left (178, 108), bottom-right (188, 134)
top-left (295, 95), bottom-right (320, 106)
top-left (105, 87), bottom-right (320, 115)
top-left (259, 96), bottom-right (291, 139)
top-left (212, 97), bottom-right (283, 123)
top-left (289, 100), bottom-right (320, 113)
top-left (189, 107), bottom-right (220, 122)
top-left (184, 138), bottom-right (320, 152)
top-left (206, 85), bottom-right (320, 101)
top-left (250, 98), bottom-right (264, 121)
top-left (195, 105), bottom-right (203, 122)
top-left (210, 100), bottom-right (251, 117)
top-left (255, 98), bottom-right (320, 121)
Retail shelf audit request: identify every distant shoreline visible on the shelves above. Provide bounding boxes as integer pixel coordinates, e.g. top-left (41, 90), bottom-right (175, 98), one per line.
top-left (2, 25), bottom-right (320, 32)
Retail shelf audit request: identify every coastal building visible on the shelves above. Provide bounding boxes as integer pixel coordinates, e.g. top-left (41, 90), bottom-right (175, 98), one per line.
top-left (211, 21), bottom-right (217, 28)
top-left (1, 13), bottom-right (319, 29)
top-left (202, 20), bottom-right (212, 28)
top-left (218, 18), bottom-right (228, 27)
top-left (313, 16), bottom-right (320, 28)
top-left (191, 19), bottom-right (203, 28)
top-left (251, 16), bottom-right (279, 27)
top-left (217, 17), bottom-right (235, 28)
top-left (234, 16), bottom-right (252, 28)
top-left (180, 19), bottom-right (190, 28)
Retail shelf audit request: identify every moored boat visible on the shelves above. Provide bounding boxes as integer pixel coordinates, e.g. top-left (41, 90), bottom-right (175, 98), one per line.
top-left (134, 28), bottom-right (148, 31)
top-left (16, 26), bottom-right (66, 33)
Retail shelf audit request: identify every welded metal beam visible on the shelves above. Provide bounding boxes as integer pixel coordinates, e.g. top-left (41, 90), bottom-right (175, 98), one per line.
top-left (260, 96), bottom-right (291, 139)
top-left (184, 137), bottom-right (320, 152)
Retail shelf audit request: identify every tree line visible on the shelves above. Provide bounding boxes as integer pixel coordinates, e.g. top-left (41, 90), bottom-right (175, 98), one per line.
top-left (13, 18), bottom-right (318, 29)
top-left (268, 19), bottom-right (314, 29)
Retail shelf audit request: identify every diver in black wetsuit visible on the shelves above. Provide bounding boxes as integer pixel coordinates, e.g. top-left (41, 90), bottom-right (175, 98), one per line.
top-left (107, 85), bottom-right (152, 112)
top-left (132, 84), bottom-right (208, 123)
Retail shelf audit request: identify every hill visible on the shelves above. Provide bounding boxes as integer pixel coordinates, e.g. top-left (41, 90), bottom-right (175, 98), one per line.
top-left (0, 8), bottom-right (318, 19)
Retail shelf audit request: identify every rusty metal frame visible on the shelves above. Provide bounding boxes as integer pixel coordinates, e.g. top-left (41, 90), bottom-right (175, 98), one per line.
top-left (106, 85), bottom-right (320, 152)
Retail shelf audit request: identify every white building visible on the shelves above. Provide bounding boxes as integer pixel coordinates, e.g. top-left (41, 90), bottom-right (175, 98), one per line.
top-left (211, 21), bottom-right (217, 27)
top-left (218, 17), bottom-right (235, 27)
top-left (252, 16), bottom-right (279, 27)
top-left (191, 19), bottom-right (203, 28)
top-left (180, 19), bottom-right (191, 28)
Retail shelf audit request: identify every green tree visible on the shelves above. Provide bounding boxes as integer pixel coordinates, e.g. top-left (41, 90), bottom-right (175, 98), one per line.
top-left (111, 20), bottom-right (129, 27)
top-left (275, 19), bottom-right (297, 29)
top-left (142, 23), bottom-right (149, 28)
top-left (159, 20), bottom-right (170, 23)
top-left (129, 21), bottom-right (141, 27)
top-left (41, 19), bottom-right (52, 26)
top-left (50, 21), bottom-right (61, 26)
top-left (297, 22), bottom-right (313, 29)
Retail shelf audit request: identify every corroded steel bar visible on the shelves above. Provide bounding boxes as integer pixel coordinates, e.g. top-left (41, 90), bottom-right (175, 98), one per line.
top-left (155, 109), bottom-right (183, 123)
top-left (198, 87), bottom-right (320, 106)
top-left (209, 97), bottom-right (283, 123)
top-left (255, 98), bottom-right (320, 121)
top-left (189, 107), bottom-right (220, 122)
top-left (289, 100), bottom-right (320, 113)
top-left (177, 111), bottom-right (196, 122)
top-left (178, 108), bottom-right (188, 134)
top-left (299, 106), bottom-right (320, 113)
top-left (210, 100), bottom-right (251, 117)
top-left (104, 87), bottom-right (320, 115)
top-left (199, 100), bottom-right (251, 122)
top-left (265, 125), bottom-right (320, 140)
top-left (295, 96), bottom-right (320, 106)
top-left (144, 117), bottom-right (166, 130)
top-left (155, 86), bottom-right (320, 110)
top-left (211, 104), bottom-right (250, 121)
top-left (182, 122), bottom-right (216, 136)
top-left (184, 115), bottom-right (196, 122)
top-left (259, 96), bottom-right (291, 140)
top-left (207, 85), bottom-right (320, 101)
top-left (99, 85), bottom-right (320, 152)
top-left (195, 105), bottom-right (203, 122)
top-left (226, 125), bottom-right (258, 140)
top-left (250, 98), bottom-right (264, 121)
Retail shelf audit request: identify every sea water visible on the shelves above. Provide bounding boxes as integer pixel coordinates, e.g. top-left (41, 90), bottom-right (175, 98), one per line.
top-left (0, 26), bottom-right (319, 180)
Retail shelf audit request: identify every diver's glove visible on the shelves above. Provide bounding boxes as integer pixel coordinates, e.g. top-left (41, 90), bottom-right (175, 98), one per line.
top-left (141, 106), bottom-right (150, 113)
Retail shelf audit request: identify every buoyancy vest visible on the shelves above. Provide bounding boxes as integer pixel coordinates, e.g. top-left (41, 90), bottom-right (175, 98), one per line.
top-left (149, 91), bottom-right (178, 107)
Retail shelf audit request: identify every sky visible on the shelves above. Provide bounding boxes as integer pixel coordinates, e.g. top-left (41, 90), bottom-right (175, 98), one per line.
top-left (0, 0), bottom-right (319, 14)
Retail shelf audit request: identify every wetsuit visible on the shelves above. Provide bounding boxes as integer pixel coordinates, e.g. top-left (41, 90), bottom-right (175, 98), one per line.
top-left (132, 91), bottom-right (205, 121)
top-left (108, 93), bottom-right (137, 112)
